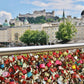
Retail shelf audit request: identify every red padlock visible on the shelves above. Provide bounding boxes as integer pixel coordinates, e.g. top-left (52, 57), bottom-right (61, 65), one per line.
top-left (21, 75), bottom-right (25, 79)
top-left (17, 55), bottom-right (22, 60)
top-left (22, 81), bottom-right (26, 84)
top-left (53, 51), bottom-right (56, 56)
top-left (49, 56), bottom-right (53, 59)
top-left (31, 57), bottom-right (35, 61)
top-left (43, 55), bottom-right (47, 58)
top-left (47, 61), bottom-right (52, 67)
top-left (55, 74), bottom-right (59, 78)
top-left (50, 68), bottom-right (54, 72)
top-left (34, 70), bottom-right (38, 74)
top-left (44, 77), bottom-right (48, 81)
top-left (4, 59), bottom-right (9, 64)
top-left (22, 69), bottom-right (27, 74)
top-left (40, 64), bottom-right (45, 69)
top-left (0, 76), bottom-right (4, 81)
top-left (9, 68), bottom-right (13, 73)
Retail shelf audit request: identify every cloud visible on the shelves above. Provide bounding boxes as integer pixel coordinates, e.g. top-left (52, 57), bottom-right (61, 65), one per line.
top-left (21, 0), bottom-right (84, 17)
top-left (0, 11), bottom-right (12, 24)
top-left (32, 1), bottom-right (49, 7)
top-left (56, 10), bottom-right (70, 16)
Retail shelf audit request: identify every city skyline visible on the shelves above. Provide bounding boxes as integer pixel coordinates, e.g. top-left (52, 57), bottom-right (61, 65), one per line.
top-left (0, 0), bottom-right (84, 24)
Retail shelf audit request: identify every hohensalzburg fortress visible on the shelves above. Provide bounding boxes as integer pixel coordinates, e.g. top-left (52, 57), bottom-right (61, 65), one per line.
top-left (19, 9), bottom-right (55, 18)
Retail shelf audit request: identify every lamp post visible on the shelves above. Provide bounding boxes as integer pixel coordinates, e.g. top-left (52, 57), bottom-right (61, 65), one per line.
top-left (46, 34), bottom-right (48, 45)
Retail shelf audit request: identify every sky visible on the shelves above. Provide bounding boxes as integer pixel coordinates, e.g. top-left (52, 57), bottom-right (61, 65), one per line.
top-left (0, 0), bottom-right (84, 24)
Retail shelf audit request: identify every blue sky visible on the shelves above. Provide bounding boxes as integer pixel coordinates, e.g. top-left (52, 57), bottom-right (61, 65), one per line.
top-left (0, 0), bottom-right (84, 24)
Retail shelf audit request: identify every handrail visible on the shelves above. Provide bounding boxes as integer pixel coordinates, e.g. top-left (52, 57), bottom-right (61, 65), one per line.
top-left (0, 43), bottom-right (84, 56)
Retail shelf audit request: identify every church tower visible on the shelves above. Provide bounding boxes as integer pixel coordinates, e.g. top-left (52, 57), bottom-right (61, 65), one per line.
top-left (62, 9), bottom-right (65, 22)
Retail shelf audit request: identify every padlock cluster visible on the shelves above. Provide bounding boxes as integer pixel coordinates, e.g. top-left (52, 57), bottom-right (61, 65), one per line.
top-left (0, 49), bottom-right (84, 84)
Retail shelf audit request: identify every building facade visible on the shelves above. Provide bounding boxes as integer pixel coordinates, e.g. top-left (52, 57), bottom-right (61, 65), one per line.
top-left (0, 25), bottom-right (30, 44)
top-left (0, 10), bottom-right (84, 46)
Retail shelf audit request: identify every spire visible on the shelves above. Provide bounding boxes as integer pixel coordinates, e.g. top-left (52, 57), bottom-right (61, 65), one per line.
top-left (63, 9), bottom-right (65, 19)
top-left (16, 16), bottom-right (19, 21)
top-left (62, 9), bottom-right (65, 22)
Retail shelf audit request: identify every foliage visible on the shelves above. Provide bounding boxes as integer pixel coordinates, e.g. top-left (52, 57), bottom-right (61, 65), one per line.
top-left (20, 30), bottom-right (49, 45)
top-left (57, 18), bottom-right (62, 22)
top-left (27, 16), bottom-right (58, 24)
top-left (10, 24), bottom-right (15, 27)
top-left (47, 18), bottom-right (55, 22)
top-left (38, 30), bottom-right (49, 45)
top-left (56, 21), bottom-right (77, 42)
top-left (0, 25), bottom-right (2, 27)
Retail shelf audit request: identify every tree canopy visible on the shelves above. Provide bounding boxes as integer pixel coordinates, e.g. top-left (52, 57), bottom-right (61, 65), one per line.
top-left (27, 16), bottom-right (58, 24)
top-left (55, 21), bottom-right (77, 42)
top-left (20, 30), bottom-right (49, 45)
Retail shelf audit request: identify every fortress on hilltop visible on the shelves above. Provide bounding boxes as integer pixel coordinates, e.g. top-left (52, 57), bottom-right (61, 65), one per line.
top-left (18, 9), bottom-right (55, 20)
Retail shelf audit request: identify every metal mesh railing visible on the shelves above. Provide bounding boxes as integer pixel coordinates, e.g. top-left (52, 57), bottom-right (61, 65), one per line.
top-left (0, 43), bottom-right (84, 84)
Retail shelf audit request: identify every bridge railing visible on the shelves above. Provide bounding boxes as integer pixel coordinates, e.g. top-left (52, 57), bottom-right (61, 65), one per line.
top-left (0, 43), bottom-right (84, 84)
top-left (0, 43), bottom-right (84, 56)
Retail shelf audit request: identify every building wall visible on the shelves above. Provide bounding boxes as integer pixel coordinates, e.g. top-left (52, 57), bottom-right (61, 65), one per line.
top-left (0, 26), bottom-right (30, 43)
top-left (15, 21), bottom-right (23, 27)
top-left (0, 21), bottom-right (84, 44)
top-left (30, 24), bottom-right (43, 31)
top-left (43, 25), bottom-right (58, 44)
top-left (73, 26), bottom-right (84, 41)
top-left (0, 30), bottom-right (9, 42)
top-left (10, 26), bottom-right (30, 42)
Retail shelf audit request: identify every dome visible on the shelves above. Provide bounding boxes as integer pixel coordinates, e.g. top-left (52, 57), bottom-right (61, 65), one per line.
top-left (3, 22), bottom-right (10, 27)
top-left (3, 20), bottom-right (10, 27)
top-left (81, 10), bottom-right (84, 16)
top-left (24, 18), bottom-right (28, 22)
top-left (24, 18), bottom-right (29, 24)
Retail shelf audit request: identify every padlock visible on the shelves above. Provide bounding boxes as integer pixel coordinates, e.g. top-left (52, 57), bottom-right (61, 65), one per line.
top-left (50, 68), bottom-right (54, 73)
top-left (46, 61), bottom-right (52, 67)
top-left (44, 77), bottom-right (48, 81)
top-left (27, 67), bottom-right (31, 72)
top-left (19, 72), bottom-right (23, 76)
top-left (23, 63), bottom-right (27, 68)
top-left (22, 69), bottom-right (27, 74)
top-left (47, 79), bottom-right (51, 83)
top-left (5, 79), bottom-right (10, 83)
top-left (21, 75), bottom-right (25, 79)
top-left (45, 72), bottom-right (49, 77)
top-left (27, 72), bottom-right (32, 78)
top-left (0, 64), bottom-right (5, 69)
top-left (40, 64), bottom-right (45, 69)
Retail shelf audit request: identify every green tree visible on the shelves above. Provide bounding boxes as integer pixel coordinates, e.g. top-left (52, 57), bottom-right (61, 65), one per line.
top-left (27, 16), bottom-right (58, 24)
top-left (47, 18), bottom-right (55, 22)
top-left (20, 30), bottom-right (32, 45)
top-left (38, 30), bottom-right (49, 45)
top-left (0, 25), bottom-right (2, 27)
top-left (20, 30), bottom-right (49, 45)
top-left (56, 21), bottom-right (77, 42)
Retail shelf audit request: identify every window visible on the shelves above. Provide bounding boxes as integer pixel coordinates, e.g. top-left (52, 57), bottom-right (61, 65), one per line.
top-left (15, 33), bottom-right (19, 41)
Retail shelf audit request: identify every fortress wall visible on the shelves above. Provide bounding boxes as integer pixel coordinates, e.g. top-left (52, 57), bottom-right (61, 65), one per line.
top-left (19, 10), bottom-right (55, 18)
